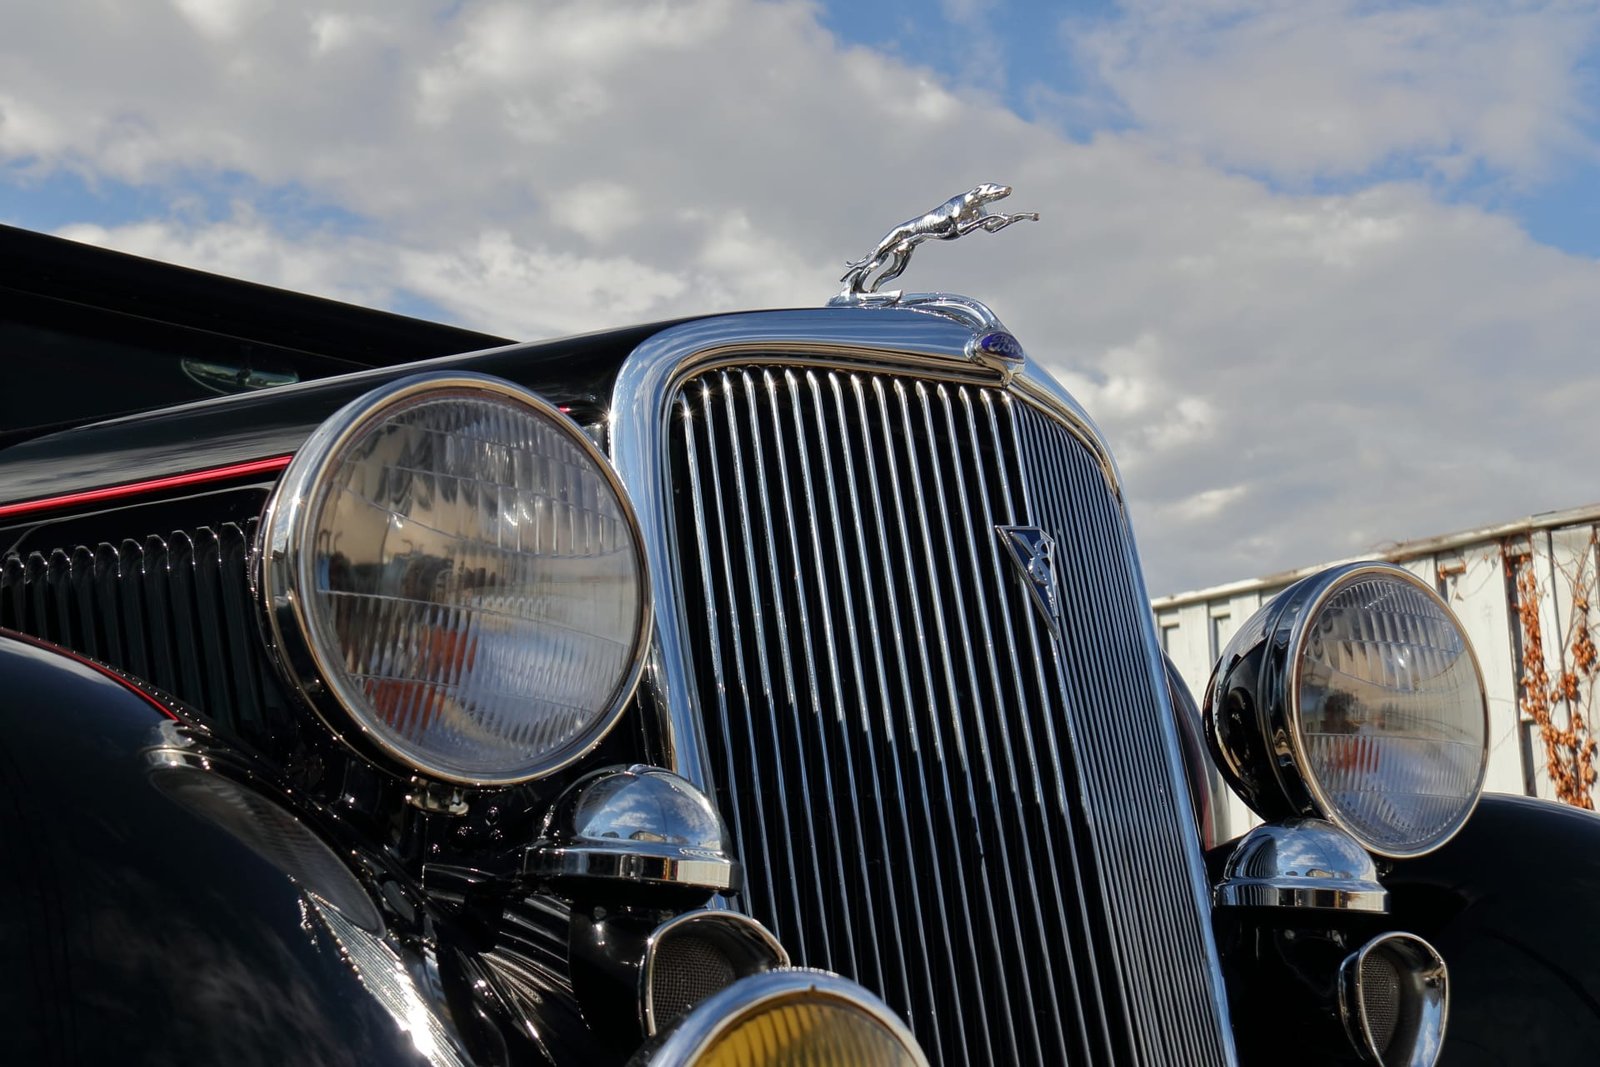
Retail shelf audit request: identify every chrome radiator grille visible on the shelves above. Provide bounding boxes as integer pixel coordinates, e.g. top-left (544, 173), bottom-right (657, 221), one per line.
top-left (668, 363), bottom-right (1231, 1066)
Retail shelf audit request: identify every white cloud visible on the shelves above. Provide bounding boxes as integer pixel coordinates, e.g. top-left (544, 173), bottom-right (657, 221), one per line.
top-left (1066, 0), bottom-right (1600, 183)
top-left (53, 214), bottom-right (400, 310)
top-left (171, 0), bottom-right (270, 41)
top-left (1162, 484), bottom-right (1250, 523)
top-left (396, 230), bottom-right (694, 338)
top-left (3, 0), bottom-right (1599, 597)
top-left (547, 182), bottom-right (646, 245)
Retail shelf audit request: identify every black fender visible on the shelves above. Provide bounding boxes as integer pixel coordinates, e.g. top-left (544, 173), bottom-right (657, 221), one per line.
top-left (1163, 653), bottom-right (1217, 849)
top-left (0, 630), bottom-right (483, 1066)
top-left (1386, 793), bottom-right (1600, 1066)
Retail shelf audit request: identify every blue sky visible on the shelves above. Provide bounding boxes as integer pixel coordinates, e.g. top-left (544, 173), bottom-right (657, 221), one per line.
top-left (2, 0), bottom-right (1598, 594)
top-left (818, 0), bottom-right (1600, 256)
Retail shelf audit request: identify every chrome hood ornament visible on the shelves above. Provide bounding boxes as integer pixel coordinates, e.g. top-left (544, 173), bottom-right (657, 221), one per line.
top-left (837, 183), bottom-right (1039, 300)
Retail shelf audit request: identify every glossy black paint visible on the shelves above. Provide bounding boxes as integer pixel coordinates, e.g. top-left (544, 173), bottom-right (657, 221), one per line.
top-left (1, 499), bottom-right (655, 858)
top-left (1212, 915), bottom-right (1375, 1067)
top-left (1210, 794), bottom-right (1600, 1067)
top-left (0, 223), bottom-right (513, 445)
top-left (0, 224), bottom-right (511, 369)
top-left (1385, 794), bottom-right (1600, 1066)
top-left (0, 322), bottom-right (673, 516)
top-left (0, 631), bottom-right (430, 1063)
top-left (1164, 652), bottom-right (1216, 850)
top-left (567, 904), bottom-right (680, 1059)
top-left (0, 631), bottom-right (611, 1066)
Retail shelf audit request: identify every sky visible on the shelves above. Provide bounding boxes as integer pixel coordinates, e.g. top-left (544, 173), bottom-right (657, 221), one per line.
top-left (2, 0), bottom-right (1598, 597)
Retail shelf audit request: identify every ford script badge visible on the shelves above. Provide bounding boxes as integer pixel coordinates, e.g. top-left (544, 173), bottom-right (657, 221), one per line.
top-left (968, 330), bottom-right (1025, 372)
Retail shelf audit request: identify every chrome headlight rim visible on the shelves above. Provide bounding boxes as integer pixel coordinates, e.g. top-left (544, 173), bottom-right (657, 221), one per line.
top-left (631, 967), bottom-right (930, 1067)
top-left (1215, 561), bottom-right (1490, 859)
top-left (1284, 563), bottom-right (1488, 858)
top-left (258, 370), bottom-right (652, 787)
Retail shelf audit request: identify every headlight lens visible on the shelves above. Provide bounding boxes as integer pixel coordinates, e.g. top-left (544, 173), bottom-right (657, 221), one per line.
top-left (1207, 562), bottom-right (1488, 857)
top-left (261, 372), bottom-right (649, 785)
top-left (633, 969), bottom-right (929, 1067)
top-left (1295, 573), bottom-right (1487, 855)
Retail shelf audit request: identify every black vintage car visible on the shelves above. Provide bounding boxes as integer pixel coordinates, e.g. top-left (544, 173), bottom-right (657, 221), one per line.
top-left (2, 193), bottom-right (1598, 1067)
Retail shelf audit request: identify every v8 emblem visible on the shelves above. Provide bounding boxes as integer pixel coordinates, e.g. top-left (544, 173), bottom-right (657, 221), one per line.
top-left (996, 525), bottom-right (1063, 637)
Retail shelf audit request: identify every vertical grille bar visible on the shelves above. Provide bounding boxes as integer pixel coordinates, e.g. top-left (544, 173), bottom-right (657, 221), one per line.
top-left (979, 390), bottom-right (1127, 1065)
top-left (805, 368), bottom-right (927, 1044)
top-left (758, 367), bottom-right (860, 978)
top-left (876, 374), bottom-right (1011, 1062)
top-left (782, 368), bottom-right (885, 994)
top-left (830, 368), bottom-right (964, 1062)
top-left (670, 361), bottom-right (1230, 1065)
top-left (703, 371), bottom-right (819, 959)
top-left (1016, 405), bottom-right (1232, 1066)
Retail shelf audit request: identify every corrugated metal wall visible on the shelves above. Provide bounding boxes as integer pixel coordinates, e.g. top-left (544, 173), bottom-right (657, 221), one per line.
top-left (1152, 506), bottom-right (1600, 842)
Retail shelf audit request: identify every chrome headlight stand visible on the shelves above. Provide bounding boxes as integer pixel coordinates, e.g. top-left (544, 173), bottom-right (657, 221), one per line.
top-left (523, 765), bottom-right (793, 1059)
top-left (1216, 820), bottom-right (1388, 914)
top-left (1214, 820), bottom-right (1448, 1066)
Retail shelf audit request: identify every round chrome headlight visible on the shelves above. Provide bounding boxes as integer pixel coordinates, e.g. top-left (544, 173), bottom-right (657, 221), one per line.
top-left (260, 372), bottom-right (650, 785)
top-left (1206, 562), bottom-right (1488, 858)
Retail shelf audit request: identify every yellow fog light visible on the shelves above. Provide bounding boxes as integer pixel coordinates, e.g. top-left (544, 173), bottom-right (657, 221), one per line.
top-left (631, 969), bottom-right (928, 1067)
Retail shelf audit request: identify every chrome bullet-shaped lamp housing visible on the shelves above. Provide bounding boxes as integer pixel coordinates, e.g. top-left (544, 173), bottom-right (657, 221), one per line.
top-left (1215, 819), bottom-right (1388, 912)
top-left (259, 372), bottom-right (650, 785)
top-left (1206, 562), bottom-right (1489, 858)
top-left (529, 765), bottom-right (741, 893)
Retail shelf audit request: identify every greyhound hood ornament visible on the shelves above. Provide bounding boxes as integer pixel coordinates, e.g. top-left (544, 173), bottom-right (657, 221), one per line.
top-left (836, 183), bottom-right (1039, 300)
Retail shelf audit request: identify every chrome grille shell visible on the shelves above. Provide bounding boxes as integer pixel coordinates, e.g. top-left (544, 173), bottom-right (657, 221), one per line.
top-left (610, 302), bottom-right (1237, 1066)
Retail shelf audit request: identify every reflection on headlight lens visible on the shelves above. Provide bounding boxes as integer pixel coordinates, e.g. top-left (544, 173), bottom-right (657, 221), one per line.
top-left (271, 373), bottom-right (648, 785)
top-left (1296, 572), bottom-right (1487, 856)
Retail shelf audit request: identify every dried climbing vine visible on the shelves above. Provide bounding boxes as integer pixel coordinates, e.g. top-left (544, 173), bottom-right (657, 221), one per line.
top-left (1506, 531), bottom-right (1600, 809)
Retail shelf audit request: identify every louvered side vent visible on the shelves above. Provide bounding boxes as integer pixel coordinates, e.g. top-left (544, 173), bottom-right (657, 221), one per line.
top-left (0, 522), bottom-right (295, 748)
top-left (671, 365), bottom-right (1231, 1067)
